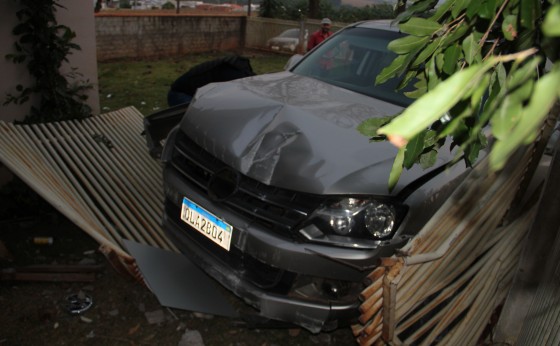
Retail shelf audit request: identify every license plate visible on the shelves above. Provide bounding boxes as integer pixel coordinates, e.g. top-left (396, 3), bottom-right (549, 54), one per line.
top-left (180, 197), bottom-right (233, 251)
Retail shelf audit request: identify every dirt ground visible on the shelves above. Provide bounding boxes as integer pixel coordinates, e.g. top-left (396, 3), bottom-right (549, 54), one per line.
top-left (0, 188), bottom-right (356, 346)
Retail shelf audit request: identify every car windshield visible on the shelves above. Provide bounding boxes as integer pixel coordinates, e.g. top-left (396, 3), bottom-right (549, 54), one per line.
top-left (291, 27), bottom-right (413, 107)
top-left (279, 29), bottom-right (299, 38)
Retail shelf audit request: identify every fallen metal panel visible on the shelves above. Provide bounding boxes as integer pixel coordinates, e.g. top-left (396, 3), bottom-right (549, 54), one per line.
top-left (0, 107), bottom-right (177, 257)
top-left (123, 239), bottom-right (237, 317)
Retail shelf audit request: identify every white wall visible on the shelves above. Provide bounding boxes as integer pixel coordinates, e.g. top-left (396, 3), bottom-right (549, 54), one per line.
top-left (0, 0), bottom-right (100, 122)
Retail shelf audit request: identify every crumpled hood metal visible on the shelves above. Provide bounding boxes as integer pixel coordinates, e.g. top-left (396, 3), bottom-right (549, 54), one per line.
top-left (180, 72), bottom-right (451, 196)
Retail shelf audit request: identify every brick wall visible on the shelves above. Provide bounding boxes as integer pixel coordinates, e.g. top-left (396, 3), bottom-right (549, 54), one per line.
top-left (95, 14), bottom-right (246, 61)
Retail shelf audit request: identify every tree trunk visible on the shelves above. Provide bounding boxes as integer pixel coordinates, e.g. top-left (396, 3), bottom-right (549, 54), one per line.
top-left (308, 0), bottom-right (320, 19)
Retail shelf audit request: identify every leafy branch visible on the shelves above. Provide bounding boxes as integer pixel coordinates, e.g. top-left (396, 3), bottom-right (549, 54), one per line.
top-left (4, 0), bottom-right (92, 123)
top-left (361, 0), bottom-right (560, 191)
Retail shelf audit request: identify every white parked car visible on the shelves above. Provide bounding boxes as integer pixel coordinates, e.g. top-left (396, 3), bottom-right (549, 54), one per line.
top-left (267, 28), bottom-right (308, 52)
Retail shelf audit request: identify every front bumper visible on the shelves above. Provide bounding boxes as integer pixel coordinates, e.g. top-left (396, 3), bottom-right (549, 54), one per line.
top-left (162, 166), bottom-right (409, 332)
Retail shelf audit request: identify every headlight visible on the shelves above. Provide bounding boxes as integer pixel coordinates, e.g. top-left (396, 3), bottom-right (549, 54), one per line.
top-left (299, 197), bottom-right (404, 249)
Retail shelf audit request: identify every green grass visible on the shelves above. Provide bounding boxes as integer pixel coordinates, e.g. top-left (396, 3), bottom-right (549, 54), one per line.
top-left (98, 52), bottom-right (290, 116)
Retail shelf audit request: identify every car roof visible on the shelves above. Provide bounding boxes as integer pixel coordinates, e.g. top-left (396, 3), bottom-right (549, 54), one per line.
top-left (351, 19), bottom-right (401, 32)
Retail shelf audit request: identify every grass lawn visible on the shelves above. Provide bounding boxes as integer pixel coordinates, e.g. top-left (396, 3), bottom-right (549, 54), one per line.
top-left (97, 51), bottom-right (290, 116)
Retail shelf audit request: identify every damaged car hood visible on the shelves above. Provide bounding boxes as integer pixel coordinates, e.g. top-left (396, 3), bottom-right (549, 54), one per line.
top-left (180, 72), bottom-right (453, 196)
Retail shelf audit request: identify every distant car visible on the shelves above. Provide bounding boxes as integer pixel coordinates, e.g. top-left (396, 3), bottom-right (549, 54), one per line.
top-left (267, 28), bottom-right (308, 52)
top-left (144, 20), bottom-right (480, 333)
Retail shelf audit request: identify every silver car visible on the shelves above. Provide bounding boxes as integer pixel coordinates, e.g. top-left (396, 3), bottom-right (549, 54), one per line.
top-left (145, 20), bottom-right (473, 333)
top-left (267, 28), bottom-right (308, 52)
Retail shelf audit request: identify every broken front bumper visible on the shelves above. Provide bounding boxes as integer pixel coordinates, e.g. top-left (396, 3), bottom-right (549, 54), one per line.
top-left (161, 167), bottom-right (409, 333)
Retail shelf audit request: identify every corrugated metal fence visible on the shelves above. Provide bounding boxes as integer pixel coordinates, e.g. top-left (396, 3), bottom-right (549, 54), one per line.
top-left (0, 107), bottom-right (176, 264)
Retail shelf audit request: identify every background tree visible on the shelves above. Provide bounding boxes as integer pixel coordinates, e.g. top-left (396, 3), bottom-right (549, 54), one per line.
top-left (309, 0), bottom-right (320, 18)
top-left (5, 0), bottom-right (92, 123)
top-left (358, 0), bottom-right (560, 190)
top-left (259, 0), bottom-right (283, 18)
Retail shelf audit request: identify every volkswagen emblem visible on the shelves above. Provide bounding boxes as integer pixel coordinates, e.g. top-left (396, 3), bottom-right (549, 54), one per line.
top-left (207, 167), bottom-right (239, 201)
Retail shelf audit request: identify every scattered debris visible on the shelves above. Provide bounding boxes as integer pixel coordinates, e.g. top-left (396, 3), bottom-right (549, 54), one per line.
top-left (178, 329), bottom-right (204, 346)
top-left (128, 323), bottom-right (141, 335)
top-left (309, 333), bottom-right (332, 345)
top-left (0, 264), bottom-right (103, 282)
top-left (32, 237), bottom-right (53, 245)
top-left (78, 258), bottom-right (97, 265)
top-left (192, 312), bottom-right (214, 320)
top-left (80, 315), bottom-right (93, 323)
top-left (64, 291), bottom-right (93, 314)
top-left (288, 328), bottom-right (301, 337)
top-left (92, 134), bottom-right (114, 149)
top-left (145, 309), bottom-right (166, 325)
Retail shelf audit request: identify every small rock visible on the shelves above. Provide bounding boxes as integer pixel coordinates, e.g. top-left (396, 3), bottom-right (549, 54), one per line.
top-left (78, 258), bottom-right (97, 265)
top-left (309, 333), bottom-right (332, 345)
top-left (145, 309), bottom-right (166, 325)
top-left (83, 250), bottom-right (96, 256)
top-left (288, 328), bottom-right (301, 337)
top-left (80, 315), bottom-right (93, 323)
top-left (176, 322), bottom-right (187, 331)
top-left (81, 285), bottom-right (95, 292)
top-left (108, 309), bottom-right (119, 317)
top-left (178, 330), bottom-right (204, 346)
top-left (192, 312), bottom-right (214, 320)
top-left (86, 331), bottom-right (95, 338)
top-left (53, 322), bottom-right (59, 329)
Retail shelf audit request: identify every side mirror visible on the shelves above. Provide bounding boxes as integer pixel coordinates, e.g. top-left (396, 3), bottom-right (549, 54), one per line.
top-left (284, 54), bottom-right (304, 71)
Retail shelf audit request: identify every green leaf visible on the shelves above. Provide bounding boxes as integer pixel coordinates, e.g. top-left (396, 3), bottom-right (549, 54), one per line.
top-left (506, 57), bottom-right (540, 90)
top-left (397, 70), bottom-right (419, 91)
top-left (388, 35), bottom-right (430, 54)
top-left (357, 116), bottom-right (395, 137)
top-left (419, 149), bottom-right (438, 169)
top-left (470, 73), bottom-right (490, 108)
top-left (452, 0), bottom-right (470, 18)
top-left (464, 131), bottom-right (486, 165)
top-left (479, 0), bottom-right (497, 19)
top-left (520, 0), bottom-right (540, 30)
top-left (462, 33), bottom-right (481, 65)
top-left (496, 62), bottom-right (507, 89)
top-left (399, 17), bottom-right (443, 36)
top-left (441, 23), bottom-right (470, 46)
top-left (376, 47), bottom-right (421, 85)
top-left (490, 63), bottom-right (560, 170)
top-left (431, 0), bottom-right (457, 21)
top-left (466, 0), bottom-right (480, 19)
top-left (395, 0), bottom-right (440, 23)
top-left (412, 37), bottom-right (443, 67)
top-left (491, 94), bottom-right (523, 140)
top-left (388, 147), bottom-right (406, 192)
top-left (502, 15), bottom-right (518, 41)
top-left (404, 130), bottom-right (426, 169)
top-left (443, 44), bottom-right (461, 75)
top-left (542, 4), bottom-right (560, 36)
top-left (378, 63), bottom-right (490, 143)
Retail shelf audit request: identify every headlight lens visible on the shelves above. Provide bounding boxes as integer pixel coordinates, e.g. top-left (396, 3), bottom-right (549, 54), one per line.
top-left (299, 197), bottom-right (402, 248)
top-left (364, 202), bottom-right (395, 238)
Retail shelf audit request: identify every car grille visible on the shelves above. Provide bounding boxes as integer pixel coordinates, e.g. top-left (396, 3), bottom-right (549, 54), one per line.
top-left (170, 131), bottom-right (326, 240)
